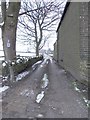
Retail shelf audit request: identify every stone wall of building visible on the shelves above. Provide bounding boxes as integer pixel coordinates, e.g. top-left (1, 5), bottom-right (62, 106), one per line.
top-left (55, 2), bottom-right (88, 83)
top-left (53, 41), bottom-right (57, 61)
top-left (79, 3), bottom-right (88, 60)
top-left (79, 2), bottom-right (88, 82)
top-left (88, 2), bottom-right (89, 83)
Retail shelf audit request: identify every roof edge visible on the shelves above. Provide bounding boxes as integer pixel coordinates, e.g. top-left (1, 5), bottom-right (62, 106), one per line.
top-left (56, 2), bottom-right (70, 32)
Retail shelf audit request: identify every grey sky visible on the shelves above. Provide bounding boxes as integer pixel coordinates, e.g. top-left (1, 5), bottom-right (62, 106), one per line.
top-left (0, 0), bottom-right (67, 54)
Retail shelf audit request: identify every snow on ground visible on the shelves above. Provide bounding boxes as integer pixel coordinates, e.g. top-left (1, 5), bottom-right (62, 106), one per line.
top-left (36, 73), bottom-right (49, 104)
top-left (32, 60), bottom-right (42, 67)
top-left (41, 73), bottom-right (49, 89)
top-left (32, 60), bottom-right (42, 70)
top-left (34, 60), bottom-right (42, 65)
top-left (2, 60), bottom-right (43, 83)
top-left (16, 60), bottom-right (43, 81)
top-left (36, 91), bottom-right (45, 103)
top-left (40, 59), bottom-right (47, 68)
top-left (16, 71), bottom-right (30, 81)
top-left (0, 60), bottom-right (43, 93)
top-left (0, 86), bottom-right (9, 93)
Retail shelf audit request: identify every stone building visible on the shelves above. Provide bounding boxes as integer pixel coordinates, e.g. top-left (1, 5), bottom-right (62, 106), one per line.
top-left (54, 2), bottom-right (89, 83)
top-left (53, 41), bottom-right (57, 61)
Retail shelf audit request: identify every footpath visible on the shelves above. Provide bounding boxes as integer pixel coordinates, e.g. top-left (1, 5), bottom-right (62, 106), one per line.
top-left (2, 58), bottom-right (88, 118)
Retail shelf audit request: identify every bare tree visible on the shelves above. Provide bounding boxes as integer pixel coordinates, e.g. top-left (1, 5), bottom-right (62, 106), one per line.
top-left (1, 1), bottom-right (21, 83)
top-left (18, 0), bottom-right (64, 56)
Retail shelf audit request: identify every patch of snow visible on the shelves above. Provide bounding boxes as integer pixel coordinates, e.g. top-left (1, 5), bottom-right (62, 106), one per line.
top-left (82, 89), bottom-right (87, 92)
top-left (2, 62), bottom-right (6, 67)
top-left (50, 58), bottom-right (53, 63)
top-left (16, 59), bottom-right (21, 63)
top-left (2, 77), bottom-right (8, 82)
top-left (52, 106), bottom-right (56, 110)
top-left (37, 114), bottom-right (44, 118)
top-left (40, 65), bottom-right (44, 68)
top-left (83, 97), bottom-right (90, 107)
top-left (0, 21), bottom-right (4, 26)
top-left (73, 82), bottom-right (81, 93)
top-left (3, 76), bottom-right (8, 79)
top-left (87, 100), bottom-right (90, 107)
top-left (74, 87), bottom-right (81, 92)
top-left (41, 74), bottom-right (49, 88)
top-left (40, 59), bottom-right (47, 68)
top-left (33, 60), bottom-right (42, 66)
top-left (36, 91), bottom-right (45, 103)
top-left (16, 71), bottom-right (30, 81)
top-left (83, 97), bottom-right (88, 103)
top-left (0, 86), bottom-right (9, 93)
top-left (36, 60), bottom-right (42, 64)
top-left (32, 60), bottom-right (42, 70)
top-left (12, 62), bottom-right (15, 65)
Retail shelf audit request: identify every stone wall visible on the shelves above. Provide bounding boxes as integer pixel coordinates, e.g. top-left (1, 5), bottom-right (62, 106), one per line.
top-left (88, 2), bottom-right (90, 84)
top-left (79, 3), bottom-right (88, 60)
top-left (53, 41), bottom-right (57, 61)
top-left (55, 2), bottom-right (88, 83)
top-left (79, 2), bottom-right (88, 82)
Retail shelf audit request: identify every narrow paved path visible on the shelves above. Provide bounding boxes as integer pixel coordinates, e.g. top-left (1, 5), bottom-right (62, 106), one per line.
top-left (42, 58), bottom-right (88, 118)
top-left (2, 58), bottom-right (88, 118)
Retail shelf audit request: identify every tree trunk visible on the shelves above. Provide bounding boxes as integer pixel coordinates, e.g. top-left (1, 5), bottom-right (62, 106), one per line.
top-left (36, 45), bottom-right (39, 56)
top-left (1, 2), bottom-right (21, 83)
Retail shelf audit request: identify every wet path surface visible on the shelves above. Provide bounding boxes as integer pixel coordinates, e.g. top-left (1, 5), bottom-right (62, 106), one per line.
top-left (2, 58), bottom-right (88, 118)
top-left (43, 59), bottom-right (88, 118)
